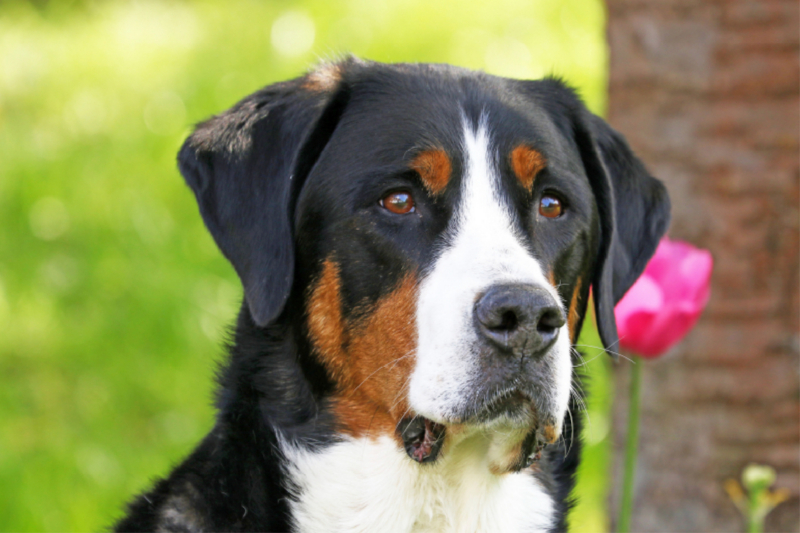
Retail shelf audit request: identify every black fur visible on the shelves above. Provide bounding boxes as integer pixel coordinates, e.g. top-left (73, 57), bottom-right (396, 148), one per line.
top-left (115, 58), bottom-right (669, 532)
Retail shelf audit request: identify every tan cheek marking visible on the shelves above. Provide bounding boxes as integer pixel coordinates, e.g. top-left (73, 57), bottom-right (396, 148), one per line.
top-left (542, 424), bottom-right (558, 444)
top-left (568, 277), bottom-right (583, 342)
top-left (489, 437), bottom-right (527, 476)
top-left (307, 259), bottom-right (350, 385)
top-left (308, 266), bottom-right (419, 440)
top-left (511, 145), bottom-right (546, 191)
top-left (546, 270), bottom-right (556, 289)
top-left (410, 149), bottom-right (451, 195)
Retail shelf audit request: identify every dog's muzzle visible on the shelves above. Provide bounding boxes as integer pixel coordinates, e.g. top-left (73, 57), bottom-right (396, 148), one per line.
top-left (400, 284), bottom-right (567, 465)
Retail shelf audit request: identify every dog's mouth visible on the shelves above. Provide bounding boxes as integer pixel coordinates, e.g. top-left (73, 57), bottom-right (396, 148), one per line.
top-left (397, 416), bottom-right (446, 463)
top-left (398, 389), bottom-right (557, 466)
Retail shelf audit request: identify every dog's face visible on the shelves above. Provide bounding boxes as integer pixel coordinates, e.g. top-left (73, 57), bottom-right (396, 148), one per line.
top-left (295, 86), bottom-right (594, 464)
top-left (179, 59), bottom-right (669, 471)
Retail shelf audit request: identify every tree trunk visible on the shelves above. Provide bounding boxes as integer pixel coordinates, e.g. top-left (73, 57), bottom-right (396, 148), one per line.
top-left (606, 0), bottom-right (800, 531)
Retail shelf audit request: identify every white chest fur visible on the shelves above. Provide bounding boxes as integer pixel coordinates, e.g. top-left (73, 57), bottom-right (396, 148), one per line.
top-left (280, 434), bottom-right (555, 533)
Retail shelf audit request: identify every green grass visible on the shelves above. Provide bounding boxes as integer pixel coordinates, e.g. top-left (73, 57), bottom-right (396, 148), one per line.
top-left (0, 1), bottom-right (609, 530)
top-left (571, 321), bottom-right (613, 533)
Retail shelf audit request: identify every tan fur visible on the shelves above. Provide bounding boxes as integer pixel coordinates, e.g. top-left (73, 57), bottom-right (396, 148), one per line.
top-left (303, 62), bottom-right (343, 92)
top-left (307, 259), bottom-right (418, 439)
top-left (510, 145), bottom-right (546, 191)
top-left (568, 277), bottom-right (582, 342)
top-left (542, 424), bottom-right (558, 444)
top-left (488, 435), bottom-right (526, 475)
top-left (410, 149), bottom-right (452, 195)
top-left (306, 259), bottom-right (349, 384)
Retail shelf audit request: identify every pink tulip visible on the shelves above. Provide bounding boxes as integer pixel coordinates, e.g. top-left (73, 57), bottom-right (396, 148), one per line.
top-left (614, 238), bottom-right (713, 358)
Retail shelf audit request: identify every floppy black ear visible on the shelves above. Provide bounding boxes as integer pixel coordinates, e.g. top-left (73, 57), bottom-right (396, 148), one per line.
top-left (574, 110), bottom-right (671, 357)
top-left (178, 68), bottom-right (350, 326)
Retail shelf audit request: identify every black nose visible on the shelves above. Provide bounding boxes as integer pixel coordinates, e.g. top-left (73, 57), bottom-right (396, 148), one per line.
top-left (474, 284), bottom-right (566, 355)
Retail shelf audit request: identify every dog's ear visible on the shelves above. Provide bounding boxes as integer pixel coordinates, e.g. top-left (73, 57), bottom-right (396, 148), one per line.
top-left (573, 107), bottom-right (670, 358)
top-left (578, 113), bottom-right (670, 358)
top-left (178, 65), bottom-right (350, 326)
top-left (529, 80), bottom-right (670, 357)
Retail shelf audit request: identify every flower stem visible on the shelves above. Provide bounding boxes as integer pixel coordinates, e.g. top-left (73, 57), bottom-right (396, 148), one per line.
top-left (747, 494), bottom-right (764, 533)
top-left (618, 358), bottom-right (642, 533)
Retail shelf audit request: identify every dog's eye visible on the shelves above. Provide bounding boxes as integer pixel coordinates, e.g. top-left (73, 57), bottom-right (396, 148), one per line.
top-left (380, 191), bottom-right (415, 214)
top-left (539, 195), bottom-right (563, 218)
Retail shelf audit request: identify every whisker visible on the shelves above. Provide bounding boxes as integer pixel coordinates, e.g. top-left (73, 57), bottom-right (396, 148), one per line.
top-left (568, 385), bottom-right (589, 448)
top-left (572, 343), bottom-right (634, 364)
top-left (352, 352), bottom-right (414, 393)
top-left (570, 382), bottom-right (589, 416)
top-left (389, 365), bottom-right (416, 409)
top-left (563, 405), bottom-right (575, 459)
top-left (394, 404), bottom-right (414, 433)
top-left (391, 372), bottom-right (418, 432)
top-left (571, 380), bottom-right (588, 403)
top-left (571, 350), bottom-right (605, 368)
top-left (364, 404), bottom-right (382, 445)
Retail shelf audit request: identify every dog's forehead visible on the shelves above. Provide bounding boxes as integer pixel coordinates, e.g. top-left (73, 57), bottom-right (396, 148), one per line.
top-left (318, 67), bottom-right (578, 176)
top-left (294, 65), bottom-right (599, 281)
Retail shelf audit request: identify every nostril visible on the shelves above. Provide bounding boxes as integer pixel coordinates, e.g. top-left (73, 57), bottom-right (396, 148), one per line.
top-left (537, 308), bottom-right (565, 335)
top-left (493, 310), bottom-right (519, 332)
top-left (476, 295), bottom-right (523, 333)
top-left (537, 323), bottom-right (556, 336)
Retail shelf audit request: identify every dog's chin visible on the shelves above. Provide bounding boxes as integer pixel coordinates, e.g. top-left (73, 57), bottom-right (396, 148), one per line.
top-left (400, 389), bottom-right (558, 470)
top-left (467, 389), bottom-right (539, 428)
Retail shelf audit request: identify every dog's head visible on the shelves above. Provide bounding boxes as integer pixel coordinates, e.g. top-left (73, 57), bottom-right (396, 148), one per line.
top-left (179, 59), bottom-right (669, 471)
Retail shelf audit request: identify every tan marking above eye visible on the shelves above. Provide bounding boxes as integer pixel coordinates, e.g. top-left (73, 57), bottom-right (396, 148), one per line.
top-left (381, 191), bottom-right (415, 214)
top-left (410, 149), bottom-right (451, 195)
top-left (511, 145), bottom-right (546, 191)
top-left (539, 195), bottom-right (563, 218)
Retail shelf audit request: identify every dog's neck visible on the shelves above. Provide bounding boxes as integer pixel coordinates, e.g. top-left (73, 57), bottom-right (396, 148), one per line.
top-left (278, 431), bottom-right (556, 533)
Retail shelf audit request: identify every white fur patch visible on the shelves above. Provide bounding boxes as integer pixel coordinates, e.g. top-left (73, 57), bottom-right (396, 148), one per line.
top-left (280, 434), bottom-right (555, 533)
top-left (410, 113), bottom-right (572, 430)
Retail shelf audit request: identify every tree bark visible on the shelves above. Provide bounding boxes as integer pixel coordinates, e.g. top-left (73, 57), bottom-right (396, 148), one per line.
top-left (606, 1), bottom-right (800, 531)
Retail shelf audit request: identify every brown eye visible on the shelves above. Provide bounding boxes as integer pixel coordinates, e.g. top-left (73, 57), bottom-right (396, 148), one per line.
top-left (381, 191), bottom-right (415, 214)
top-left (539, 195), bottom-right (563, 218)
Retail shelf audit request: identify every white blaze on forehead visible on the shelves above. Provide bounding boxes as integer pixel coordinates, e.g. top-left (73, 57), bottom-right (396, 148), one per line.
top-left (411, 113), bottom-right (571, 428)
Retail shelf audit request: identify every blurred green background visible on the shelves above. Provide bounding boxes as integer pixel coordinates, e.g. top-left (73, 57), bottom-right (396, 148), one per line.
top-left (0, 0), bottom-right (612, 530)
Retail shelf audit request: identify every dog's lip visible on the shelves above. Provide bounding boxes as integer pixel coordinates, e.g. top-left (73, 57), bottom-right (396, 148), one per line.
top-left (459, 386), bottom-right (537, 425)
top-left (413, 387), bottom-right (538, 428)
top-left (483, 388), bottom-right (532, 415)
top-left (397, 416), bottom-right (446, 463)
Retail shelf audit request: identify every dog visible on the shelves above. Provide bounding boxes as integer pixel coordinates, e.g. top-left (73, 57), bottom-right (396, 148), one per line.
top-left (115, 57), bottom-right (669, 533)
